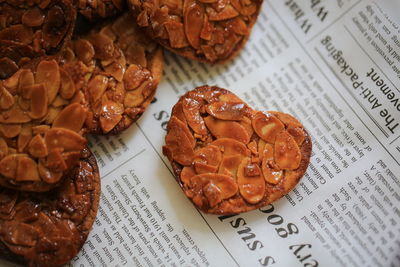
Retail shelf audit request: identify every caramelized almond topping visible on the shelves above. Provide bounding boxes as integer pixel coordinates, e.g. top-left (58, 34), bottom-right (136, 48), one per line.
top-left (164, 86), bottom-right (311, 214)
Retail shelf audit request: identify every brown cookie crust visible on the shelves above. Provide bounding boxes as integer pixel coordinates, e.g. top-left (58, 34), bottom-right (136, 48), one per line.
top-left (128, 0), bottom-right (263, 63)
top-left (163, 86), bottom-right (312, 214)
top-left (0, 0), bottom-right (76, 78)
top-left (0, 57), bottom-right (89, 192)
top-left (0, 147), bottom-right (100, 267)
top-left (61, 13), bottom-right (164, 135)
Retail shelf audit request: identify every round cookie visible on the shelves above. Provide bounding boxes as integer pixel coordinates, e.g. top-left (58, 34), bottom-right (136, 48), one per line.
top-left (129, 0), bottom-right (263, 63)
top-left (163, 86), bottom-right (312, 214)
top-left (0, 0), bottom-right (76, 78)
top-left (0, 147), bottom-right (100, 267)
top-left (0, 58), bottom-right (89, 192)
top-left (76, 0), bottom-right (126, 20)
top-left (62, 13), bottom-right (163, 134)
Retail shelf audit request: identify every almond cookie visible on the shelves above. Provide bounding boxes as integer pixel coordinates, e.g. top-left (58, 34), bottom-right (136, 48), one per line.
top-left (163, 86), bottom-right (312, 214)
top-left (61, 13), bottom-right (163, 134)
top-left (76, 0), bottom-right (126, 20)
top-left (0, 147), bottom-right (100, 267)
top-left (0, 58), bottom-right (88, 192)
top-left (0, 0), bottom-right (76, 77)
top-left (129, 0), bottom-right (263, 63)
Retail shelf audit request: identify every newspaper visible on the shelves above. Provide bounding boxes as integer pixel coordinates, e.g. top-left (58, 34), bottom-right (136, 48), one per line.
top-left (4, 0), bottom-right (399, 266)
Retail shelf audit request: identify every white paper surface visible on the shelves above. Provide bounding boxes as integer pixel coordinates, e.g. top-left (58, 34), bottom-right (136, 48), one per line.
top-left (4, 1), bottom-right (397, 266)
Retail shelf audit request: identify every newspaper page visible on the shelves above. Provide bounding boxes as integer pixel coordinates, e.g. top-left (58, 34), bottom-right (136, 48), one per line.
top-left (4, 0), bottom-right (399, 266)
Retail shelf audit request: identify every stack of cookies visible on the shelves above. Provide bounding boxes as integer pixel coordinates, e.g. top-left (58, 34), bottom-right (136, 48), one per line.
top-left (0, 2), bottom-right (164, 265)
top-left (0, 0), bottom-right (312, 265)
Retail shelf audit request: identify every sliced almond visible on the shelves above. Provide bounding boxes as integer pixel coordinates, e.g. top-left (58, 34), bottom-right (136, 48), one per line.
top-left (207, 5), bottom-right (239, 21)
top-left (17, 69), bottom-right (34, 98)
top-left (38, 161), bottom-right (63, 184)
top-left (182, 97), bottom-right (207, 135)
top-left (218, 154), bottom-right (243, 178)
top-left (165, 116), bottom-right (195, 166)
top-left (184, 0), bottom-right (204, 49)
top-left (229, 17), bottom-right (249, 35)
top-left (88, 33), bottom-right (115, 60)
top-left (204, 116), bottom-right (250, 144)
top-left (52, 103), bottom-right (86, 133)
top-left (46, 149), bottom-right (67, 172)
top-left (206, 102), bottom-right (246, 120)
top-left (164, 21), bottom-right (189, 48)
top-left (194, 145), bottom-right (222, 167)
top-left (237, 157), bottom-right (265, 204)
top-left (44, 128), bottom-right (86, 152)
top-left (105, 62), bottom-right (125, 82)
top-left (125, 42), bottom-right (147, 67)
top-left (211, 137), bottom-right (250, 156)
top-left (28, 135), bottom-right (48, 158)
top-left (35, 60), bottom-right (60, 104)
top-left (59, 69), bottom-right (76, 100)
top-left (3, 70), bottom-right (23, 94)
top-left (99, 101), bottom-right (124, 133)
top-left (0, 86), bottom-right (14, 110)
top-left (252, 112), bottom-right (284, 144)
top-left (287, 126), bottom-right (306, 146)
top-left (74, 39), bottom-right (95, 63)
top-left (261, 144), bottom-right (282, 184)
top-left (124, 89), bottom-right (144, 108)
top-left (200, 15), bottom-right (213, 40)
top-left (124, 65), bottom-right (147, 90)
top-left (0, 154), bottom-right (18, 179)
top-left (17, 124), bottom-right (32, 153)
top-left (0, 104), bottom-right (31, 123)
top-left (274, 130), bottom-right (301, 170)
top-left (88, 75), bottom-right (108, 104)
top-left (0, 124), bottom-right (21, 138)
top-left (15, 156), bottom-right (40, 181)
top-left (28, 84), bottom-right (48, 119)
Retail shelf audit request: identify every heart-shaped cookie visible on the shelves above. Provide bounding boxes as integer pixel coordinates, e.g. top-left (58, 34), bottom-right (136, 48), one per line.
top-left (163, 86), bottom-right (312, 214)
top-left (129, 0), bottom-right (263, 63)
